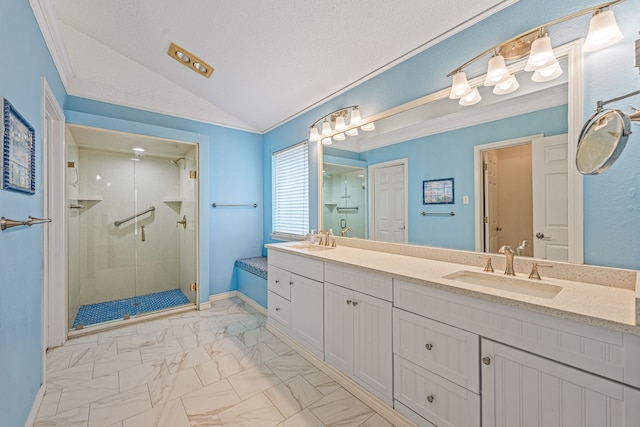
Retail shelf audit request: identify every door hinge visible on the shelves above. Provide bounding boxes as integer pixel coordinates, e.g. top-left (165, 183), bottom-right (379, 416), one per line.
top-left (483, 216), bottom-right (489, 224)
top-left (190, 282), bottom-right (197, 292)
top-left (190, 170), bottom-right (197, 179)
top-left (483, 162), bottom-right (488, 171)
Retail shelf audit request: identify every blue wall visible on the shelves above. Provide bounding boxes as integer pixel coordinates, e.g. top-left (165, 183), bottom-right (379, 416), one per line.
top-left (361, 105), bottom-right (568, 249)
top-left (0, 1), bottom-right (66, 426)
top-left (263, 0), bottom-right (640, 270)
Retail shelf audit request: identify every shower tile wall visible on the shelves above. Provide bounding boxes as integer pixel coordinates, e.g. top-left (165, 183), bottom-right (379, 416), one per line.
top-left (68, 146), bottom-right (186, 324)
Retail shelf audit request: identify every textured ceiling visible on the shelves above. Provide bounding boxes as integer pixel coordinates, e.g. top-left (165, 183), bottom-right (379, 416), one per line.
top-left (36, 0), bottom-right (516, 133)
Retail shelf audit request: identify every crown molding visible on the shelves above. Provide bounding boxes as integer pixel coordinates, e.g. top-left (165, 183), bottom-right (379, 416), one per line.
top-left (30, 0), bottom-right (74, 90)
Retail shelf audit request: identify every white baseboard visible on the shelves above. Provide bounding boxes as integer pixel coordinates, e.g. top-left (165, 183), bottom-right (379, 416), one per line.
top-left (235, 292), bottom-right (267, 316)
top-left (24, 384), bottom-right (45, 427)
top-left (266, 322), bottom-right (416, 427)
top-left (206, 291), bottom-right (267, 317)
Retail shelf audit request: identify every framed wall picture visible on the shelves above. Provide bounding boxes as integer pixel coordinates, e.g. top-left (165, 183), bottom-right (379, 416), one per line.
top-left (423, 177), bottom-right (454, 204)
top-left (2, 97), bottom-right (35, 194)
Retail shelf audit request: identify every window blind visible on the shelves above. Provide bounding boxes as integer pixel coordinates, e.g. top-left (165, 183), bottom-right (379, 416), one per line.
top-left (272, 141), bottom-right (309, 237)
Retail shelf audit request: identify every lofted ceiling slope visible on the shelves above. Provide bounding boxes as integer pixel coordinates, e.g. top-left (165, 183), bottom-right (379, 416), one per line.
top-left (32, 0), bottom-right (516, 133)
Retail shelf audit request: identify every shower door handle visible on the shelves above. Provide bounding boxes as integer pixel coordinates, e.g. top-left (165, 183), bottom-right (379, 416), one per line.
top-left (141, 225), bottom-right (146, 242)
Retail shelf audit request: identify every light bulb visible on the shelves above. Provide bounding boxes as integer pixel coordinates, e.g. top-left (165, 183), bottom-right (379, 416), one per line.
top-left (321, 120), bottom-right (332, 136)
top-left (525, 35), bottom-right (557, 71)
top-left (484, 55), bottom-right (511, 86)
top-left (309, 126), bottom-right (319, 142)
top-left (583, 9), bottom-right (624, 52)
top-left (335, 115), bottom-right (346, 131)
top-left (493, 74), bottom-right (519, 95)
top-left (531, 61), bottom-right (563, 82)
top-left (459, 87), bottom-right (482, 106)
top-left (361, 122), bottom-right (375, 131)
top-left (350, 107), bottom-right (362, 125)
top-left (449, 71), bottom-right (471, 99)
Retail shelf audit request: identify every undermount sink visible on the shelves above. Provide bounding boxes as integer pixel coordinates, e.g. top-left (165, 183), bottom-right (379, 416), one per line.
top-left (442, 270), bottom-right (562, 299)
top-left (290, 242), bottom-right (336, 251)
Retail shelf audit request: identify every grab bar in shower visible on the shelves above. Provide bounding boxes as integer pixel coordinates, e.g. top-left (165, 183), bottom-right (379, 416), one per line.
top-left (114, 206), bottom-right (156, 226)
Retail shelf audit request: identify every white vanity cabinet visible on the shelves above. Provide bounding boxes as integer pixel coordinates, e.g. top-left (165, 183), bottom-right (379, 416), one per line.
top-left (482, 339), bottom-right (640, 426)
top-left (324, 264), bottom-right (393, 405)
top-left (267, 250), bottom-right (324, 358)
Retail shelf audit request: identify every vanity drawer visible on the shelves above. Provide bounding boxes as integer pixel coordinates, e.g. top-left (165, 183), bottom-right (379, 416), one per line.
top-left (394, 279), bottom-right (640, 388)
top-left (268, 249), bottom-right (323, 282)
top-left (394, 355), bottom-right (480, 427)
top-left (324, 262), bottom-right (392, 301)
top-left (268, 265), bottom-right (291, 300)
top-left (267, 291), bottom-right (291, 330)
top-left (393, 308), bottom-right (480, 393)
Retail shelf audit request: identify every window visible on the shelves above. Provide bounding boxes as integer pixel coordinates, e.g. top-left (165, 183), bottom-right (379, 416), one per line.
top-left (272, 141), bottom-right (309, 238)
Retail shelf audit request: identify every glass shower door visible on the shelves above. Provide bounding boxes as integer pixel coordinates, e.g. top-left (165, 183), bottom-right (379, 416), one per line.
top-left (67, 125), bottom-right (198, 331)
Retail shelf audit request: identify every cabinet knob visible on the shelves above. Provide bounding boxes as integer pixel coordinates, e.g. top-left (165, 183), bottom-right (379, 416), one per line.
top-left (352, 301), bottom-right (358, 307)
top-left (275, 280), bottom-right (279, 284)
top-left (289, 281), bottom-right (294, 285)
top-left (425, 343), bottom-right (433, 351)
top-left (482, 356), bottom-right (491, 365)
top-left (426, 395), bottom-right (434, 403)
top-left (346, 300), bottom-right (352, 305)
top-left (275, 307), bottom-right (280, 312)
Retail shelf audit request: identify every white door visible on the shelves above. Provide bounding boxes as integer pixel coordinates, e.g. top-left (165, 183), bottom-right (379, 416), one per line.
top-left (290, 274), bottom-right (323, 356)
top-left (353, 291), bottom-right (393, 404)
top-left (483, 151), bottom-right (500, 253)
top-left (373, 163), bottom-right (406, 243)
top-left (324, 283), bottom-right (354, 374)
top-left (532, 134), bottom-right (568, 260)
top-left (482, 339), bottom-right (640, 427)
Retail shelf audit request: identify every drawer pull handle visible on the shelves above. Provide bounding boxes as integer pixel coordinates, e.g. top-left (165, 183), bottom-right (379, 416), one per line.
top-left (482, 356), bottom-right (491, 365)
top-left (425, 343), bottom-right (433, 351)
top-left (289, 281), bottom-right (294, 285)
top-left (346, 300), bottom-right (352, 305)
top-left (352, 301), bottom-right (358, 307)
top-left (426, 395), bottom-right (434, 403)
top-left (275, 280), bottom-right (279, 284)
top-left (275, 307), bottom-right (280, 311)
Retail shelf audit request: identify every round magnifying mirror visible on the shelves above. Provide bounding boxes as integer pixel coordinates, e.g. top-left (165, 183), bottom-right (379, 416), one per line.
top-left (576, 109), bottom-right (631, 175)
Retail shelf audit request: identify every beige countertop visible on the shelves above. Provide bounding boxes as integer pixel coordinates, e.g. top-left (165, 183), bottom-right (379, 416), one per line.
top-left (266, 241), bottom-right (639, 335)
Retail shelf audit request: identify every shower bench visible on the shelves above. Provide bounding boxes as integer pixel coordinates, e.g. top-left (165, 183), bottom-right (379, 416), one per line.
top-left (235, 256), bottom-right (268, 308)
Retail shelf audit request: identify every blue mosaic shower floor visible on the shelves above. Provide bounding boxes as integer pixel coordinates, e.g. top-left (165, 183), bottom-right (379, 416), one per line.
top-left (72, 288), bottom-right (190, 329)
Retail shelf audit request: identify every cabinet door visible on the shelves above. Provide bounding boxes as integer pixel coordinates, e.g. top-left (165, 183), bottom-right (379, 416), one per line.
top-left (290, 274), bottom-right (324, 358)
top-left (267, 265), bottom-right (291, 300)
top-left (482, 339), bottom-right (640, 427)
top-left (353, 291), bottom-right (393, 404)
top-left (324, 283), bottom-right (354, 374)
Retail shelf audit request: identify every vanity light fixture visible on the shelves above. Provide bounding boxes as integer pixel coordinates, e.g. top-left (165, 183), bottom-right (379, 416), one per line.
top-left (447, 0), bottom-right (625, 106)
top-left (168, 42), bottom-right (214, 78)
top-left (308, 106), bottom-right (374, 144)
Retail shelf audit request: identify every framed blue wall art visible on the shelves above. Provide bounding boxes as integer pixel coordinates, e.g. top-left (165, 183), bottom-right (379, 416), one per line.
top-left (2, 97), bottom-right (35, 194)
top-left (423, 177), bottom-right (454, 204)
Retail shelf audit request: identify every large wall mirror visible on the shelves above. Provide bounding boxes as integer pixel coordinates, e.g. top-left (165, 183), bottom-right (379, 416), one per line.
top-left (319, 41), bottom-right (585, 264)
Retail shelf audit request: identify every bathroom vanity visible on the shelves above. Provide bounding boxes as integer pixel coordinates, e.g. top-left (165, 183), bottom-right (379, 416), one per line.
top-left (265, 239), bottom-right (640, 427)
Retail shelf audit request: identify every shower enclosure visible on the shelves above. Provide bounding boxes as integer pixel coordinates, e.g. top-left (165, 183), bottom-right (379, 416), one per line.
top-left (66, 125), bottom-right (198, 330)
top-left (322, 163), bottom-right (367, 238)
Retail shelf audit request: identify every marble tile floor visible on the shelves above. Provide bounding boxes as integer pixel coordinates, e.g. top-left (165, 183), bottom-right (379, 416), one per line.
top-left (35, 297), bottom-right (397, 427)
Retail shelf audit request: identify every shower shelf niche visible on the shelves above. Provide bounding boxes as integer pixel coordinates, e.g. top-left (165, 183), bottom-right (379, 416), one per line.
top-left (163, 196), bottom-right (183, 203)
top-left (76, 195), bottom-right (103, 201)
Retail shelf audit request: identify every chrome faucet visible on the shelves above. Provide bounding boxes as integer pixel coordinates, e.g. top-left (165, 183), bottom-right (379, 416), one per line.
top-left (498, 245), bottom-right (516, 275)
top-left (317, 229), bottom-right (330, 246)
